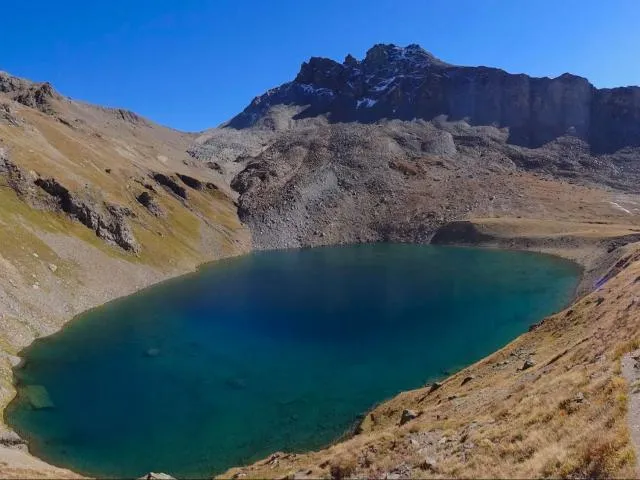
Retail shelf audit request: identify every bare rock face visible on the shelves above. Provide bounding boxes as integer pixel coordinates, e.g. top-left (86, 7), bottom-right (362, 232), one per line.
top-left (227, 43), bottom-right (640, 154)
top-left (591, 87), bottom-right (640, 153)
top-left (152, 173), bottom-right (187, 199)
top-left (136, 191), bottom-right (164, 217)
top-left (0, 102), bottom-right (22, 126)
top-left (0, 72), bottom-right (59, 114)
top-left (33, 177), bottom-right (140, 253)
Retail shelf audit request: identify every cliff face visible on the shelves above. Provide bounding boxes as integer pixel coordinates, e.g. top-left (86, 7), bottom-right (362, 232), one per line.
top-left (228, 44), bottom-right (640, 154)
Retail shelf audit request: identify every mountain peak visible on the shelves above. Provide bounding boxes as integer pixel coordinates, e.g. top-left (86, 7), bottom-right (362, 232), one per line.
top-left (228, 43), bottom-right (640, 154)
top-left (362, 43), bottom-right (447, 69)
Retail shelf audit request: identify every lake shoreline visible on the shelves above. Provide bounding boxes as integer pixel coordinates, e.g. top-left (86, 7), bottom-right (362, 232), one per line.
top-left (222, 223), bottom-right (640, 479)
top-left (2, 218), bottom-right (636, 479)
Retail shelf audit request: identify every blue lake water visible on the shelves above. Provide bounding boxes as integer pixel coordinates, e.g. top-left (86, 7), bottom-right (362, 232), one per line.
top-left (6, 244), bottom-right (580, 478)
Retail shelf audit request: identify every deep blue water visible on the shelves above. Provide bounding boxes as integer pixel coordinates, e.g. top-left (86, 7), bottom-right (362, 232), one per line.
top-left (6, 244), bottom-right (580, 478)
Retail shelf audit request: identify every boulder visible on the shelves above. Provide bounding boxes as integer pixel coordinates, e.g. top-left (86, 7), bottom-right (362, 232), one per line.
top-left (428, 382), bottom-right (443, 393)
top-left (419, 456), bottom-right (437, 472)
top-left (461, 375), bottom-right (475, 386)
top-left (176, 173), bottom-right (203, 190)
top-left (520, 359), bottom-right (535, 371)
top-left (0, 429), bottom-right (26, 448)
top-left (400, 409), bottom-right (418, 425)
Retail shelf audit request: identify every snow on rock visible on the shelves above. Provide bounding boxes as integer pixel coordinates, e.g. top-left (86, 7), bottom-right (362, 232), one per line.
top-left (357, 98), bottom-right (377, 108)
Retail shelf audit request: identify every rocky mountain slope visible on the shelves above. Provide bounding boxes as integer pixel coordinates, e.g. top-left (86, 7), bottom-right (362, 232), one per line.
top-left (0, 71), bottom-right (250, 477)
top-left (191, 44), bottom-right (640, 251)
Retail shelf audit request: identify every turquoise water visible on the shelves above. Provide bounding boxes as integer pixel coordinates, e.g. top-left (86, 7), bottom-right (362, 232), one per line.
top-left (7, 244), bottom-right (580, 478)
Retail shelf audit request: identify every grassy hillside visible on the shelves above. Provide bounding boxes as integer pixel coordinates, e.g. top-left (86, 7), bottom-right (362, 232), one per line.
top-left (0, 74), bottom-right (250, 478)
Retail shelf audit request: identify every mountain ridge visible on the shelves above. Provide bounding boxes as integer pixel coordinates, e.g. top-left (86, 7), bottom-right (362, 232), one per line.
top-left (227, 43), bottom-right (640, 155)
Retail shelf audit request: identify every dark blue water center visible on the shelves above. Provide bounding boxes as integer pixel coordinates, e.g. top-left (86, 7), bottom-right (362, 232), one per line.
top-left (7, 244), bottom-right (580, 478)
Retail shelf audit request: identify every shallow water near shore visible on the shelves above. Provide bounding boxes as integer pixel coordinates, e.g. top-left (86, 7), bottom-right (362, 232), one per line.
top-left (7, 244), bottom-right (580, 478)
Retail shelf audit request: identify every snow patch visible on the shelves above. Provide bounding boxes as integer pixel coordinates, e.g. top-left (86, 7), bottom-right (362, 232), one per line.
top-left (298, 83), bottom-right (335, 97)
top-left (371, 76), bottom-right (398, 92)
top-left (357, 98), bottom-right (378, 108)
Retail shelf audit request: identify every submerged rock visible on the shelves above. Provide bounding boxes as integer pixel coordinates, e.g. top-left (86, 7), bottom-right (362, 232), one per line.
top-left (145, 348), bottom-right (160, 357)
top-left (225, 377), bottom-right (247, 390)
top-left (23, 385), bottom-right (55, 409)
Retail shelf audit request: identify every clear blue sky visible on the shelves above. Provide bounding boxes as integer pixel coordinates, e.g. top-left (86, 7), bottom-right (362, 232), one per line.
top-left (1, 0), bottom-right (639, 132)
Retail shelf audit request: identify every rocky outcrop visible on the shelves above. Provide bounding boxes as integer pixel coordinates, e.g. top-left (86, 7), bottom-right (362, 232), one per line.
top-left (0, 102), bottom-right (22, 126)
top-left (177, 173), bottom-right (204, 190)
top-left (34, 178), bottom-right (140, 253)
top-left (152, 173), bottom-right (187, 199)
top-left (430, 221), bottom-right (495, 245)
top-left (0, 150), bottom-right (44, 202)
top-left (0, 72), bottom-right (59, 114)
top-left (0, 429), bottom-right (27, 449)
top-left (227, 44), bottom-right (640, 154)
top-left (138, 473), bottom-right (176, 480)
top-left (136, 191), bottom-right (164, 217)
